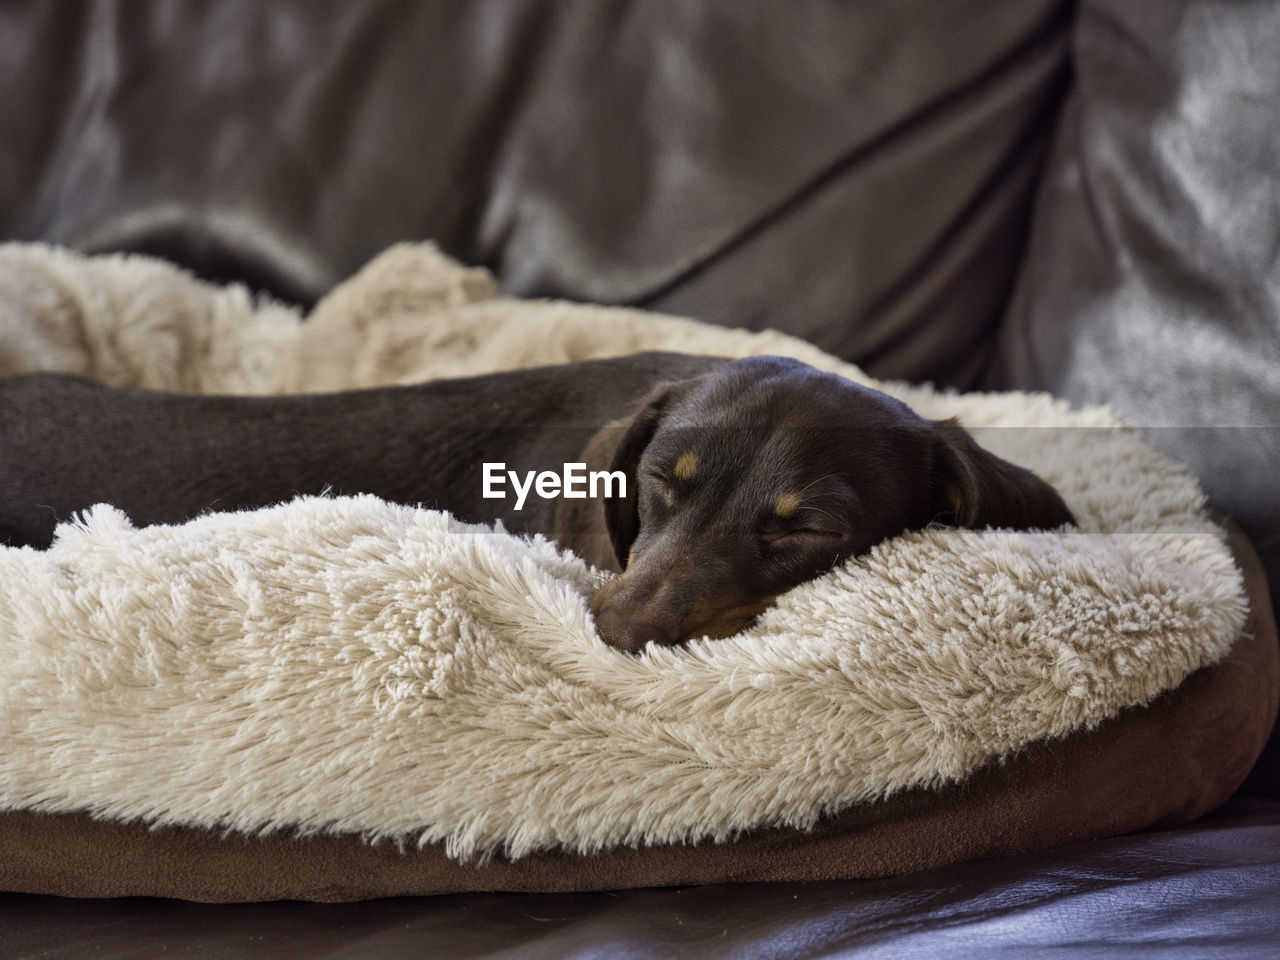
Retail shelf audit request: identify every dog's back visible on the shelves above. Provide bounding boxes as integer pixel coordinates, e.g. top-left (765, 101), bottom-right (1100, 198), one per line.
top-left (0, 354), bottom-right (726, 549)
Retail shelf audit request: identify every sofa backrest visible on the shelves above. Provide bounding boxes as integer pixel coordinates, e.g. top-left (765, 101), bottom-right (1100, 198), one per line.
top-left (991, 0), bottom-right (1280, 794)
top-left (0, 0), bottom-right (1072, 387)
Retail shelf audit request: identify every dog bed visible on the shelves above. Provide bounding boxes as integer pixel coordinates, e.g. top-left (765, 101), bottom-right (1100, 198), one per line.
top-left (0, 243), bottom-right (1275, 901)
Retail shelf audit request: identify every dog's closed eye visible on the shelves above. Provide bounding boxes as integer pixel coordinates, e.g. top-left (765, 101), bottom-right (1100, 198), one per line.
top-left (640, 469), bottom-right (679, 512)
top-left (757, 517), bottom-right (855, 579)
top-left (759, 527), bottom-right (849, 546)
top-left (759, 491), bottom-right (856, 549)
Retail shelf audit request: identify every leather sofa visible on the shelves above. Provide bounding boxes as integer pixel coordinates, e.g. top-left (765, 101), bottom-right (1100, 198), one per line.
top-left (2, 1), bottom-right (1277, 955)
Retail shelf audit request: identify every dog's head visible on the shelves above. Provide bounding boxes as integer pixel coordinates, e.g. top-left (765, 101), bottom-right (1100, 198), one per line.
top-left (582, 355), bottom-right (1074, 653)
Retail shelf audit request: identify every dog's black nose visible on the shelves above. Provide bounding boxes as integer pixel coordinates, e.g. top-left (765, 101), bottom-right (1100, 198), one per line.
top-left (594, 607), bottom-right (677, 653)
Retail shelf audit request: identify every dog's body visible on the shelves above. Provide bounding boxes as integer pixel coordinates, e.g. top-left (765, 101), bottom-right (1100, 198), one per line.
top-left (0, 352), bottom-right (1074, 652)
top-left (0, 352), bottom-right (722, 555)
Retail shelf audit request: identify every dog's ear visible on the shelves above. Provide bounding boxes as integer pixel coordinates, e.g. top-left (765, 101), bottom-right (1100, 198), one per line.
top-left (563, 384), bottom-right (680, 570)
top-left (931, 418), bottom-right (1075, 531)
top-left (602, 384), bottom-right (680, 569)
top-left (559, 382), bottom-right (683, 573)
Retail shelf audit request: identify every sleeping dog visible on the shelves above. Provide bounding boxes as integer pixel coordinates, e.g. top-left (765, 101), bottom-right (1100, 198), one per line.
top-left (0, 353), bottom-right (1073, 652)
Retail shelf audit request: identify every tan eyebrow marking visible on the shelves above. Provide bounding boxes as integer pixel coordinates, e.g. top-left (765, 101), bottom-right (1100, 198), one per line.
top-left (774, 492), bottom-right (802, 518)
top-left (673, 451), bottom-right (699, 480)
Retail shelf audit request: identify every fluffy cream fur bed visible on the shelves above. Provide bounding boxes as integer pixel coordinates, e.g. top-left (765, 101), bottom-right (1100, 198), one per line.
top-left (0, 243), bottom-right (1246, 861)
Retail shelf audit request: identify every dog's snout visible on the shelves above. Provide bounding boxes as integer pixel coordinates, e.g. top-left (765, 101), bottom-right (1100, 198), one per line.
top-left (593, 606), bottom-right (677, 653)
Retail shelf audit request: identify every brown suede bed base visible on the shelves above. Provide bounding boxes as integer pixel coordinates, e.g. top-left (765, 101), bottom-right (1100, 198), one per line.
top-left (1, 525), bottom-right (1275, 903)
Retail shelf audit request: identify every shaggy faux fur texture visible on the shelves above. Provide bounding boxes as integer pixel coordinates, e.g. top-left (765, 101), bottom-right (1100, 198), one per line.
top-left (0, 242), bottom-right (1248, 861)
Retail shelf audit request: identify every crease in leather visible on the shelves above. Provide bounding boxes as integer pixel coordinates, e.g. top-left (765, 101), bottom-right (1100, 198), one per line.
top-left (632, 3), bottom-right (1073, 313)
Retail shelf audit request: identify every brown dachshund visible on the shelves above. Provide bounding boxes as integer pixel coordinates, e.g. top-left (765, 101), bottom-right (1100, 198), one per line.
top-left (567, 355), bottom-right (1075, 652)
top-left (0, 353), bottom-right (1072, 653)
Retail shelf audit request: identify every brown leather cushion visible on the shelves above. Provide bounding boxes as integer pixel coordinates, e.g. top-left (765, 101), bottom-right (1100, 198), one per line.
top-left (0, 524), bottom-right (1273, 902)
top-left (0, 0), bottom-right (1071, 387)
top-left (988, 0), bottom-right (1280, 798)
top-left (990, 0), bottom-right (1280, 695)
